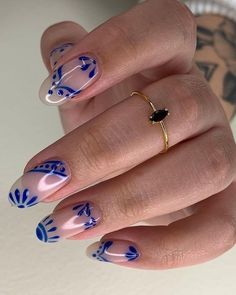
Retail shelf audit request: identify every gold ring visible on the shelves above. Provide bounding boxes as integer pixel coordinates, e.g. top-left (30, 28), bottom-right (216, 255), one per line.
top-left (130, 91), bottom-right (169, 153)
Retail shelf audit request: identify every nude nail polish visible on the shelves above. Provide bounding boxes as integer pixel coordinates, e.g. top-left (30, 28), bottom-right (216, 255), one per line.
top-left (39, 54), bottom-right (99, 106)
top-left (49, 43), bottom-right (73, 69)
top-left (87, 240), bottom-right (140, 263)
top-left (8, 160), bottom-right (70, 209)
top-left (36, 202), bottom-right (101, 243)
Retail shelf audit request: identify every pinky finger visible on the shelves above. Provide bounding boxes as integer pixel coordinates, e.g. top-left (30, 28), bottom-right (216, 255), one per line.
top-left (86, 182), bottom-right (236, 269)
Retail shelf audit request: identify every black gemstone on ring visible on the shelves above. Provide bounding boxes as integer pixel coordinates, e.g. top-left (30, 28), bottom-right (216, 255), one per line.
top-left (149, 109), bottom-right (169, 123)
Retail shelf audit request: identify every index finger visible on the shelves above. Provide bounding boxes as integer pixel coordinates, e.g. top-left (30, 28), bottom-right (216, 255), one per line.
top-left (39, 0), bottom-right (196, 106)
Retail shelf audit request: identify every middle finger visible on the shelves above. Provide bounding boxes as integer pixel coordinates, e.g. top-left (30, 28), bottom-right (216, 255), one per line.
top-left (9, 72), bottom-right (222, 208)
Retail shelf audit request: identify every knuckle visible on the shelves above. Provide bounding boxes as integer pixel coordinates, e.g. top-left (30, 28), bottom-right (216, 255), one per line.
top-left (203, 128), bottom-right (236, 189)
top-left (77, 122), bottom-right (127, 174)
top-left (78, 124), bottom-right (120, 172)
top-left (160, 249), bottom-right (185, 268)
top-left (170, 75), bottom-right (212, 130)
top-left (114, 180), bottom-right (154, 221)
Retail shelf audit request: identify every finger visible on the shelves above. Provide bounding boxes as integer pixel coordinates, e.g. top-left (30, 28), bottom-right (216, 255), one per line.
top-left (42, 127), bottom-right (235, 242)
top-left (40, 21), bottom-right (91, 133)
top-left (39, 0), bottom-right (196, 106)
top-left (9, 72), bottom-right (223, 209)
top-left (41, 21), bottom-right (87, 72)
top-left (86, 181), bottom-right (236, 269)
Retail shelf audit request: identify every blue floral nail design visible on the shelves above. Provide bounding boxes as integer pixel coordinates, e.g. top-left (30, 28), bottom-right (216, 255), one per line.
top-left (36, 215), bottom-right (60, 243)
top-left (8, 159), bottom-right (70, 209)
top-left (9, 188), bottom-right (38, 208)
top-left (39, 52), bottom-right (99, 106)
top-left (92, 241), bottom-right (113, 262)
top-left (36, 202), bottom-right (101, 243)
top-left (91, 241), bottom-right (140, 263)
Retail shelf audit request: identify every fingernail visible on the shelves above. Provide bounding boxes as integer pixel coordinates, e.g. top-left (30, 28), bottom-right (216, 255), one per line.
top-left (8, 160), bottom-right (70, 209)
top-left (39, 54), bottom-right (99, 106)
top-left (49, 43), bottom-right (73, 69)
top-left (87, 240), bottom-right (140, 263)
top-left (36, 202), bottom-right (101, 243)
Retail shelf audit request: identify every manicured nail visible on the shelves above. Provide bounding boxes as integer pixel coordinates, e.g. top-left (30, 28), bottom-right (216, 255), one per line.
top-left (87, 240), bottom-right (140, 263)
top-left (8, 160), bottom-right (70, 209)
top-left (39, 54), bottom-right (99, 106)
top-left (49, 43), bottom-right (73, 69)
top-left (36, 202), bottom-right (101, 243)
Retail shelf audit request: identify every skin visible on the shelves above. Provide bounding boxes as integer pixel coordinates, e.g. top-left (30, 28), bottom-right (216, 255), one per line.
top-left (195, 15), bottom-right (236, 120)
top-left (24, 0), bottom-right (236, 269)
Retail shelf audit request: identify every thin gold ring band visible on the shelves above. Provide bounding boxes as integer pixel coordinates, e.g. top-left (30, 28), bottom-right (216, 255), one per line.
top-left (130, 91), bottom-right (169, 153)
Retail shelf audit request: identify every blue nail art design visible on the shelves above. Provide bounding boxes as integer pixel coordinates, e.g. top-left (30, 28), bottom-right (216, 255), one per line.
top-left (91, 241), bottom-right (140, 262)
top-left (50, 43), bottom-right (73, 67)
top-left (92, 241), bottom-right (113, 262)
top-left (72, 203), bottom-right (98, 230)
top-left (36, 215), bottom-right (60, 243)
top-left (50, 43), bottom-right (73, 57)
top-left (36, 202), bottom-right (100, 243)
top-left (28, 160), bottom-right (68, 178)
top-left (47, 55), bottom-right (97, 100)
top-left (125, 246), bottom-right (139, 261)
top-left (8, 188), bottom-right (38, 208)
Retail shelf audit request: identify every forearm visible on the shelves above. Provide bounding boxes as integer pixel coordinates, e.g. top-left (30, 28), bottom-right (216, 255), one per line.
top-left (194, 15), bottom-right (236, 121)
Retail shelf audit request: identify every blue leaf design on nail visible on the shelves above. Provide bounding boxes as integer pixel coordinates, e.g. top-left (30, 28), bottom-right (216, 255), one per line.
top-left (84, 217), bottom-right (97, 230)
top-left (79, 56), bottom-right (90, 61)
top-left (125, 245), bottom-right (139, 261)
top-left (81, 63), bottom-right (90, 71)
top-left (89, 67), bottom-right (96, 78)
top-left (9, 188), bottom-right (38, 208)
top-left (73, 203), bottom-right (91, 217)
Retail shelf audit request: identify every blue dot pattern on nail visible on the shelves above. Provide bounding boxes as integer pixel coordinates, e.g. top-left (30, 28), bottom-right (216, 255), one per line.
top-left (92, 241), bottom-right (113, 262)
top-left (92, 241), bottom-right (140, 262)
top-left (47, 55), bottom-right (97, 100)
top-left (28, 160), bottom-right (68, 178)
top-left (8, 188), bottom-right (38, 208)
top-left (36, 215), bottom-right (60, 243)
top-left (72, 203), bottom-right (98, 230)
top-left (49, 43), bottom-right (73, 57)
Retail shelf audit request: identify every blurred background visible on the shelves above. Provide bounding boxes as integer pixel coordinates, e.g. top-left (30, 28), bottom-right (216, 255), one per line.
top-left (0, 1), bottom-right (236, 294)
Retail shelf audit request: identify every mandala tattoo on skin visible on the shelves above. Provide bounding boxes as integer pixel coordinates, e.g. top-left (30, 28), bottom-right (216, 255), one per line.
top-left (196, 18), bottom-right (236, 106)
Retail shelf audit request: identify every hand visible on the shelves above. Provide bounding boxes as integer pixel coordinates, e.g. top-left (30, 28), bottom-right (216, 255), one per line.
top-left (9, 0), bottom-right (236, 269)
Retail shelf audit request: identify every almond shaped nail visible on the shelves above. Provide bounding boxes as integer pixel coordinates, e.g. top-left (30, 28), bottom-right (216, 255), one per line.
top-left (8, 160), bottom-right (70, 209)
top-left (36, 202), bottom-right (101, 243)
top-left (87, 240), bottom-right (140, 263)
top-left (39, 54), bottom-right (99, 106)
